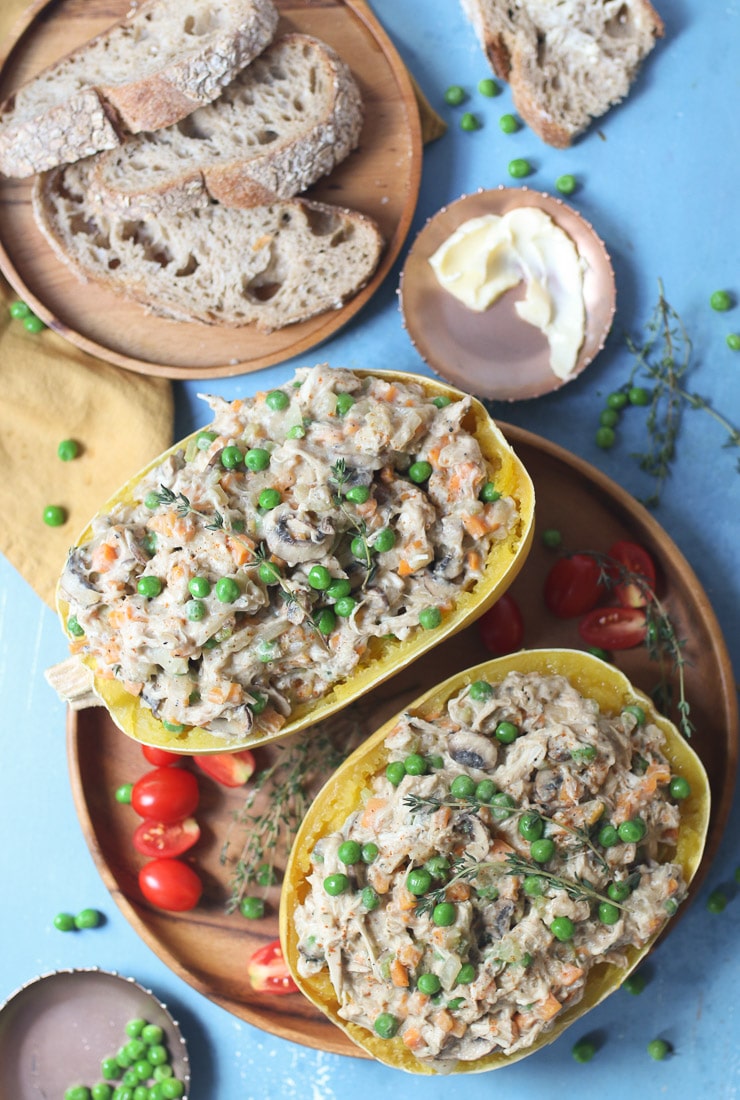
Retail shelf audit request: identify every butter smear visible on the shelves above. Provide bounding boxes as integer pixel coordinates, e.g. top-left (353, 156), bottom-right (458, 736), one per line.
top-left (429, 207), bottom-right (586, 380)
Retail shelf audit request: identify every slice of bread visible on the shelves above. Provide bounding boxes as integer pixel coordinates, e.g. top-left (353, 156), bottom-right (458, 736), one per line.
top-left (459, 0), bottom-right (664, 147)
top-left (88, 33), bottom-right (364, 216)
top-left (0, 0), bottom-right (279, 178)
top-left (32, 160), bottom-right (384, 333)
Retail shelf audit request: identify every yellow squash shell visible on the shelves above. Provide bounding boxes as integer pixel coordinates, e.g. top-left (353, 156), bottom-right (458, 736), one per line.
top-left (56, 369), bottom-right (534, 753)
top-left (279, 648), bottom-right (710, 1074)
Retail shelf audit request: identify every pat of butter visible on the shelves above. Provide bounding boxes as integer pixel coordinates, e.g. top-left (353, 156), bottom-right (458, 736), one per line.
top-left (428, 208), bottom-right (586, 380)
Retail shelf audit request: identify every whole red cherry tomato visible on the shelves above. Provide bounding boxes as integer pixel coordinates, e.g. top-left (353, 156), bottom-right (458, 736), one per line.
top-left (578, 606), bottom-right (647, 650)
top-left (195, 749), bottom-right (256, 788)
top-left (607, 540), bottom-right (657, 608)
top-left (138, 857), bottom-right (202, 911)
top-left (478, 593), bottom-right (524, 655)
top-left (247, 939), bottom-right (298, 994)
top-left (142, 745), bottom-right (186, 767)
top-left (131, 767), bottom-right (199, 823)
top-left (133, 816), bottom-right (201, 858)
top-left (544, 554), bottom-right (603, 618)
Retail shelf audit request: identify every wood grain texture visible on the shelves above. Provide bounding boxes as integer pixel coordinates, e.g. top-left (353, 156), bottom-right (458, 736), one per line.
top-left (67, 426), bottom-right (738, 1058)
top-left (0, 0), bottom-right (422, 377)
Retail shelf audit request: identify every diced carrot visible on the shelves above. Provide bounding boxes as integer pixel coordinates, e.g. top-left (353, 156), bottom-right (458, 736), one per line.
top-left (361, 797), bottom-right (387, 829)
top-left (354, 498), bottom-right (377, 520)
top-left (446, 881), bottom-right (471, 902)
top-left (227, 537), bottom-right (251, 567)
top-left (91, 542), bottom-right (118, 572)
top-left (433, 1011), bottom-right (455, 1034)
top-left (427, 446), bottom-right (441, 468)
top-left (433, 806), bottom-right (451, 830)
top-left (382, 384), bottom-right (398, 402)
top-left (398, 942), bottom-right (423, 968)
top-left (390, 959), bottom-right (409, 987)
top-left (123, 680), bottom-right (143, 696)
top-left (450, 1018), bottom-right (467, 1039)
top-left (559, 964), bottom-right (585, 987)
top-left (513, 1012), bottom-right (538, 1032)
top-left (462, 513), bottom-right (489, 539)
top-left (466, 550), bottom-right (482, 572)
top-left (537, 992), bottom-right (563, 1021)
top-left (398, 889), bottom-right (418, 912)
top-left (402, 1027), bottom-right (424, 1051)
top-left (408, 992), bottom-right (430, 1014)
top-left (369, 869), bottom-right (392, 894)
top-left (490, 838), bottom-right (515, 861)
top-left (380, 465), bottom-right (396, 484)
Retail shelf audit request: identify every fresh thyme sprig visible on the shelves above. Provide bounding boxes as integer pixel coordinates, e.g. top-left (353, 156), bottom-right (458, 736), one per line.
top-left (329, 460), bottom-right (375, 586)
top-left (150, 486), bottom-right (225, 530)
top-left (503, 853), bottom-right (627, 910)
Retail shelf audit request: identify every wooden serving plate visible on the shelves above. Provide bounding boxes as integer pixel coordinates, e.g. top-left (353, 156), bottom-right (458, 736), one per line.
top-left (0, 0), bottom-right (422, 378)
top-left (67, 425), bottom-right (738, 1059)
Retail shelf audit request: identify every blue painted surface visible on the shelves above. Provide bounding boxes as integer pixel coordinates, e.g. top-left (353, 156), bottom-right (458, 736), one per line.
top-left (1, 1), bottom-right (739, 1096)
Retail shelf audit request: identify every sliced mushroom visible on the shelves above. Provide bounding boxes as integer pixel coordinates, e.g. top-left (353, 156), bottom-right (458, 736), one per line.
top-left (448, 730), bottom-right (499, 773)
top-left (458, 813), bottom-right (490, 860)
top-left (261, 504), bottom-right (334, 565)
top-left (59, 549), bottom-right (102, 608)
top-left (205, 703), bottom-right (254, 738)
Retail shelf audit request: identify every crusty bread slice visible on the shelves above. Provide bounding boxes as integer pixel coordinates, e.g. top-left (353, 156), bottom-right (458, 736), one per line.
top-left (88, 33), bottom-right (364, 216)
top-left (32, 160), bottom-right (384, 333)
top-left (459, 0), bottom-right (664, 147)
top-left (0, 0), bottom-right (279, 178)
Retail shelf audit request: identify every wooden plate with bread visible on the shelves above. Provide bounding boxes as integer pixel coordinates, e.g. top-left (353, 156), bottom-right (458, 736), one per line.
top-left (0, 0), bottom-right (422, 378)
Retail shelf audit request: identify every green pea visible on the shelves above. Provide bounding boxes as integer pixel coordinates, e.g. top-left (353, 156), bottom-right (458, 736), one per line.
top-left (258, 560), bottom-right (281, 585)
top-left (244, 447), bottom-right (271, 471)
top-left (314, 608), bottom-right (336, 635)
top-left (550, 916), bottom-right (575, 941)
top-left (372, 528), bottom-right (396, 552)
top-left (137, 575), bottom-right (162, 599)
top-left (75, 907), bottom-right (102, 929)
top-left (256, 639), bottom-right (276, 663)
top-left (572, 1038), bottom-right (596, 1063)
top-left (444, 84), bottom-right (466, 106)
top-left (555, 174), bottom-right (577, 196)
top-left (598, 824), bottom-right (620, 848)
top-left (349, 535), bottom-right (369, 560)
top-left (65, 1088), bottom-right (92, 1100)
top-left (475, 779), bottom-right (496, 803)
top-left (215, 576), bottom-right (239, 603)
top-left (456, 963), bottom-right (476, 985)
top-left (669, 776), bottom-right (691, 800)
top-left (185, 599), bottom-right (206, 621)
top-left (24, 314), bottom-right (45, 333)
top-left (386, 761), bottom-right (406, 786)
top-left (286, 423), bottom-right (307, 439)
top-left (153, 1066), bottom-right (173, 1080)
top-left (628, 386), bottom-right (650, 406)
top-left (607, 881), bottom-right (631, 902)
top-left (426, 754), bottom-right (444, 770)
top-left (618, 817), bottom-right (646, 843)
top-left (67, 615), bottom-right (85, 637)
top-left (239, 896), bottom-right (265, 919)
top-left (727, 333), bottom-right (740, 350)
top-left (408, 460), bottom-right (432, 483)
top-left (403, 753), bottom-right (427, 776)
top-left (406, 868), bottom-right (432, 895)
top-left (53, 911), bottom-right (76, 931)
top-left (373, 1013), bottom-right (399, 1039)
top-left (258, 488), bottom-right (281, 510)
top-left (494, 720), bottom-right (518, 744)
top-left (43, 504), bottom-right (66, 527)
top-left (623, 704), bottom-right (646, 724)
top-left (432, 902), bottom-right (457, 927)
top-left (417, 972), bottom-right (442, 995)
top-left (450, 774), bottom-right (476, 799)
top-left (9, 299), bottom-right (31, 318)
top-left (188, 576), bottom-right (210, 598)
top-left (446, 997), bottom-right (465, 1011)
top-left (508, 158), bottom-right (531, 178)
top-left (115, 1046), bottom-right (134, 1068)
top-left (140, 1024), bottom-right (163, 1046)
top-left (469, 680), bottom-right (493, 701)
top-left (323, 873), bottom-right (349, 896)
top-left (133, 1061), bottom-right (153, 1081)
top-left (255, 862), bottom-right (277, 887)
top-left (587, 646), bottom-right (610, 661)
top-left (499, 113), bottom-right (519, 133)
top-left (598, 902), bottom-right (621, 925)
top-left (541, 528), bottom-right (562, 549)
top-left (647, 1038), bottom-right (671, 1061)
top-left (266, 390), bottom-right (290, 411)
top-left (249, 692), bottom-right (268, 715)
top-left (144, 491), bottom-right (161, 510)
top-left (361, 842), bottom-right (379, 863)
top-left (124, 1020), bottom-right (145, 1039)
top-left (530, 838), bottom-right (555, 864)
top-left (307, 564), bottom-right (332, 590)
top-left (595, 426), bottom-right (616, 448)
top-left (707, 889), bottom-right (727, 913)
top-left (710, 289), bottom-right (733, 311)
top-left (133, 1089), bottom-right (149, 1100)
top-left (196, 430), bottom-right (218, 450)
top-left (518, 812), bottom-right (544, 841)
top-left (160, 1082), bottom-right (185, 1100)
top-left (419, 607), bottom-right (442, 629)
top-left (361, 886), bottom-right (380, 911)
top-left (115, 783), bottom-right (133, 804)
top-left (161, 720), bottom-right (186, 733)
top-left (478, 77), bottom-right (499, 96)
top-left (57, 438), bottom-right (80, 461)
top-left (220, 445), bottom-right (243, 468)
top-left (607, 391), bottom-right (629, 410)
top-left (432, 395), bottom-right (452, 407)
top-left (600, 407), bottom-right (620, 428)
top-left (335, 393), bottom-right (355, 416)
top-left (326, 578), bottom-right (351, 599)
top-left (92, 1085), bottom-right (113, 1100)
top-left (425, 855), bottom-right (450, 879)
top-left (490, 791), bottom-right (516, 820)
top-left (523, 875), bottom-right (547, 897)
top-left (146, 1086), bottom-right (165, 1100)
top-left (101, 1058), bottom-right (122, 1080)
top-left (479, 481), bottom-right (501, 502)
top-left (345, 485), bottom-right (370, 504)
top-left (622, 972), bottom-right (647, 995)
top-left (338, 840), bottom-right (362, 865)
top-left (460, 111), bottom-right (480, 131)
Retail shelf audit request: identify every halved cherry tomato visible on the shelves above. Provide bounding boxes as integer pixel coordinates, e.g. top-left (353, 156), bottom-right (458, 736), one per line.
top-left (142, 745), bottom-right (187, 767)
top-left (138, 857), bottom-right (202, 911)
top-left (195, 749), bottom-right (256, 788)
top-left (578, 606), bottom-right (647, 650)
top-left (133, 816), bottom-right (200, 858)
top-left (247, 939), bottom-right (298, 995)
top-left (478, 593), bottom-right (524, 655)
top-left (544, 553), bottom-right (604, 618)
top-left (131, 767), bottom-right (199, 824)
top-left (607, 540), bottom-right (657, 608)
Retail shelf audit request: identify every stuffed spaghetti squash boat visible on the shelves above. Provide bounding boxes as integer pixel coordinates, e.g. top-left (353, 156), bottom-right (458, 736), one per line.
top-left (280, 649), bottom-right (709, 1073)
top-left (56, 365), bottom-right (534, 752)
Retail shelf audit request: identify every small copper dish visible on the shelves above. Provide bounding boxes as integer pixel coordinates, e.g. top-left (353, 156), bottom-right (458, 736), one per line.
top-left (399, 187), bottom-right (617, 401)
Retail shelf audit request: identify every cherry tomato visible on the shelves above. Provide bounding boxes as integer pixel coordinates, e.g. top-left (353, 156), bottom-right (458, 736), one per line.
top-left (247, 939), bottom-right (298, 995)
top-left (195, 749), bottom-right (256, 788)
top-left (132, 816), bottom-right (201, 858)
top-left (138, 858), bottom-right (202, 911)
top-left (478, 593), bottom-right (524, 655)
top-left (578, 606), bottom-right (647, 650)
top-left (142, 745), bottom-right (186, 767)
top-left (607, 540), bottom-right (657, 608)
top-left (544, 554), bottom-right (604, 618)
top-left (131, 767), bottom-right (199, 823)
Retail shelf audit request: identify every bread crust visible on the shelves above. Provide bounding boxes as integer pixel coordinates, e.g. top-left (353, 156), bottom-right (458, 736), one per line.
top-left (0, 0), bottom-right (279, 177)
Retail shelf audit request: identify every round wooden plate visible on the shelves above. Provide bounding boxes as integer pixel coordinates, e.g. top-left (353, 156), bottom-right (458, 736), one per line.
top-left (0, 0), bottom-right (422, 378)
top-left (67, 425), bottom-right (738, 1059)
